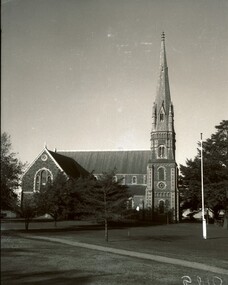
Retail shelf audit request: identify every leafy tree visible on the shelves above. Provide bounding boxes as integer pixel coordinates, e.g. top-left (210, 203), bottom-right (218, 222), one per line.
top-left (34, 172), bottom-right (70, 226)
top-left (77, 171), bottom-right (129, 242)
top-left (180, 121), bottom-right (228, 223)
top-left (34, 170), bottom-right (129, 238)
top-left (1, 132), bottom-right (24, 210)
top-left (18, 194), bottom-right (37, 231)
top-left (65, 175), bottom-right (94, 220)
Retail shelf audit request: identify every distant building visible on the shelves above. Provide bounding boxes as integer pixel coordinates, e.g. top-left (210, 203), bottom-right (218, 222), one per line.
top-left (21, 33), bottom-right (179, 221)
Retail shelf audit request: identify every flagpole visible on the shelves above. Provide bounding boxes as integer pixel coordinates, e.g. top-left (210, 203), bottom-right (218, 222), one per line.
top-left (200, 133), bottom-right (207, 239)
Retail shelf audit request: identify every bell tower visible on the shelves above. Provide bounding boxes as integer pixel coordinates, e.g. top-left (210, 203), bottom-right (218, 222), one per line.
top-left (146, 33), bottom-right (179, 222)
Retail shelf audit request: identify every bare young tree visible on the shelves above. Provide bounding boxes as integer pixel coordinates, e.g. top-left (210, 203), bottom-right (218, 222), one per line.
top-left (77, 170), bottom-right (129, 242)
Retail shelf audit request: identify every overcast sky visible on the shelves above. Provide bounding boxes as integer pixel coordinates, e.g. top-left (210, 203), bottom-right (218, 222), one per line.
top-left (2, 0), bottom-right (228, 167)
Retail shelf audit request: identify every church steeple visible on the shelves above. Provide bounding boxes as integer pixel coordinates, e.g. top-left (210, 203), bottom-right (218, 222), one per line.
top-left (150, 33), bottom-right (176, 159)
top-left (146, 33), bottom-right (179, 222)
top-left (153, 32), bottom-right (172, 132)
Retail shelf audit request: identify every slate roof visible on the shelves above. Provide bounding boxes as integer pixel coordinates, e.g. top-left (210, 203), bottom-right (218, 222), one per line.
top-left (49, 150), bottom-right (89, 178)
top-left (128, 185), bottom-right (147, 196)
top-left (57, 150), bottom-right (151, 174)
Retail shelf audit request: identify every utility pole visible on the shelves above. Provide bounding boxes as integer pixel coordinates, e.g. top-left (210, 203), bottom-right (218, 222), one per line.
top-left (200, 133), bottom-right (207, 239)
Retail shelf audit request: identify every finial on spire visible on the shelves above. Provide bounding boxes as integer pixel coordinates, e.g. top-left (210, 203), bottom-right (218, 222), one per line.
top-left (161, 32), bottom-right (165, 42)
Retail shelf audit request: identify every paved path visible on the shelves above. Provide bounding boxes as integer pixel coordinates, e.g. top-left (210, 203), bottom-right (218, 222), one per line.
top-left (19, 234), bottom-right (228, 276)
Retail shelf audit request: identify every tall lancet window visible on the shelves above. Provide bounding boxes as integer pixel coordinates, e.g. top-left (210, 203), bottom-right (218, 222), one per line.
top-left (159, 200), bottom-right (165, 214)
top-left (158, 167), bottom-right (165, 180)
top-left (34, 168), bottom-right (53, 191)
top-left (158, 145), bottom-right (165, 158)
top-left (41, 170), bottom-right (47, 186)
top-left (35, 176), bottom-right (40, 191)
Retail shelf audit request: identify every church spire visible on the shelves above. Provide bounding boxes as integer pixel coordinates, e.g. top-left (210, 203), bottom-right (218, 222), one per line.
top-left (154, 32), bottom-right (172, 132)
top-left (160, 32), bottom-right (167, 71)
top-left (147, 33), bottom-right (178, 222)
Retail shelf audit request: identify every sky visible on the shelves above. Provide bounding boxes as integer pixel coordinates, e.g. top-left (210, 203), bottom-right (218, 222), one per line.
top-left (2, 0), bottom-right (228, 167)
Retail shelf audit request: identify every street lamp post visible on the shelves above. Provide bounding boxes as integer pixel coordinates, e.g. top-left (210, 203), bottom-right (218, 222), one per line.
top-left (200, 133), bottom-right (207, 239)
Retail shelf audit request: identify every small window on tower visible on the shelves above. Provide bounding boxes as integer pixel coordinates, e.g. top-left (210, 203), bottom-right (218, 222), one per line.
top-left (158, 167), bottom-right (165, 180)
top-left (158, 146), bottom-right (165, 158)
top-left (159, 200), bottom-right (165, 214)
top-left (132, 176), bottom-right (137, 184)
top-left (160, 113), bottom-right (164, 121)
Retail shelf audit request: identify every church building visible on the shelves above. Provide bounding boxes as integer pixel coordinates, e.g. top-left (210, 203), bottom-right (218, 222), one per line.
top-left (21, 33), bottom-right (179, 221)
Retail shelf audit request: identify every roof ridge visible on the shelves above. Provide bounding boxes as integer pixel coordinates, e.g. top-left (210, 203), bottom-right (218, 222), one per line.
top-left (57, 149), bottom-right (150, 152)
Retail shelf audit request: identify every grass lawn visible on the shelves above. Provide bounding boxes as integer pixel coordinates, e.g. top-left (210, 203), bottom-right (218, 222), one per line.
top-left (1, 220), bottom-right (228, 284)
top-left (1, 232), bottom-right (228, 285)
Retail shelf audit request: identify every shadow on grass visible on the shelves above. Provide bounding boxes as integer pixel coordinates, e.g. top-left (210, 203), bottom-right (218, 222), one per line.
top-left (1, 220), bottom-right (165, 234)
top-left (1, 269), bottom-right (115, 285)
top-left (110, 234), bottom-right (187, 243)
top-left (207, 236), bottom-right (228, 240)
top-left (1, 248), bottom-right (35, 256)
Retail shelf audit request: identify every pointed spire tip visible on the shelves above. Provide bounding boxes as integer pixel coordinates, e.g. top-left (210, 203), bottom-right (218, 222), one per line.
top-left (161, 32), bottom-right (165, 42)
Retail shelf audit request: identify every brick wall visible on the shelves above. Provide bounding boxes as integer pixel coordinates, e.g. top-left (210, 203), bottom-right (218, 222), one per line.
top-left (22, 152), bottom-right (61, 193)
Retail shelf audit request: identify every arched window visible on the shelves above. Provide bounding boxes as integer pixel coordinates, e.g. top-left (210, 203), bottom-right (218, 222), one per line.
top-left (40, 170), bottom-right (47, 186)
top-left (35, 176), bottom-right (40, 191)
top-left (159, 200), bottom-right (165, 214)
top-left (158, 167), bottom-right (165, 180)
top-left (132, 176), bottom-right (137, 184)
top-left (158, 145), bottom-right (165, 158)
top-left (47, 175), bottom-right (52, 185)
top-left (34, 169), bottom-right (53, 191)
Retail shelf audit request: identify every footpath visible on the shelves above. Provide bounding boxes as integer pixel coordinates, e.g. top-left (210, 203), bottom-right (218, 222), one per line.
top-left (18, 234), bottom-right (228, 276)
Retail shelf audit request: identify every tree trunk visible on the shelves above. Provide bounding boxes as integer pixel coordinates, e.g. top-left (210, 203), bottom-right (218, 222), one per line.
top-left (25, 220), bottom-right (29, 231)
top-left (53, 213), bottom-right (58, 227)
top-left (103, 189), bottom-right (108, 242)
top-left (105, 218), bottom-right (108, 242)
top-left (223, 210), bottom-right (228, 230)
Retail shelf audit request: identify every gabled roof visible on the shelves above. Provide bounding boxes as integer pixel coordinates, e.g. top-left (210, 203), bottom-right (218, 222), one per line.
top-left (57, 150), bottom-right (151, 174)
top-left (128, 185), bottom-right (146, 196)
top-left (48, 150), bottom-right (89, 178)
top-left (22, 147), bottom-right (51, 179)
